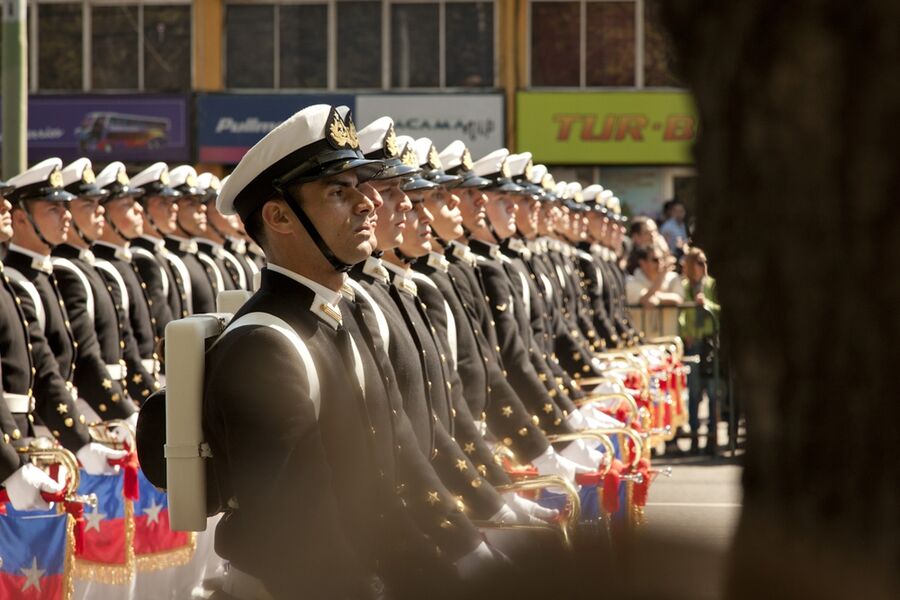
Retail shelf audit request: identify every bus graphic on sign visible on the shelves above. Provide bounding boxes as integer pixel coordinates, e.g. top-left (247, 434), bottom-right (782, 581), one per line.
top-left (76, 112), bottom-right (170, 154)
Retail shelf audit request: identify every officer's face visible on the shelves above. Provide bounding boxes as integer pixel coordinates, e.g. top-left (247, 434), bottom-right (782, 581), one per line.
top-left (587, 212), bottom-right (605, 239)
top-left (147, 196), bottom-right (179, 234)
top-left (296, 170), bottom-right (376, 263)
top-left (71, 197), bottom-right (105, 240)
top-left (0, 196), bottom-right (13, 241)
top-left (107, 196), bottom-right (144, 239)
top-left (208, 203), bottom-right (237, 239)
top-left (370, 177), bottom-right (411, 250)
top-left (358, 181), bottom-right (385, 249)
top-left (484, 191), bottom-right (516, 239)
top-left (458, 187), bottom-right (487, 231)
top-left (397, 198), bottom-right (433, 258)
top-left (14, 200), bottom-right (71, 246)
top-left (514, 196), bottom-right (538, 237)
top-left (176, 196), bottom-right (208, 237)
top-left (423, 186), bottom-right (464, 241)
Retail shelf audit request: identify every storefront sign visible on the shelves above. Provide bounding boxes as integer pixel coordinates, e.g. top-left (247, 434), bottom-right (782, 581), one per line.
top-left (356, 94), bottom-right (504, 159)
top-left (0, 95), bottom-right (190, 162)
top-left (516, 92), bottom-right (697, 165)
top-left (196, 93), bottom-right (355, 163)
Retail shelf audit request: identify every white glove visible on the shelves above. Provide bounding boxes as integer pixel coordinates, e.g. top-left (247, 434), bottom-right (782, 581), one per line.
top-left (125, 412), bottom-right (139, 430)
top-left (2, 463), bottom-right (64, 511)
top-left (560, 438), bottom-right (604, 471)
top-left (455, 541), bottom-right (497, 580)
top-left (77, 443), bottom-right (128, 475)
top-left (579, 404), bottom-right (625, 428)
top-left (503, 492), bottom-right (559, 524)
top-left (488, 503), bottom-right (520, 525)
top-left (532, 446), bottom-right (591, 482)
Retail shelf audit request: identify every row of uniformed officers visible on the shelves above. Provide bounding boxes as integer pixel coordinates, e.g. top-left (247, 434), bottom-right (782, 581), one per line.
top-left (1, 103), bottom-right (650, 599)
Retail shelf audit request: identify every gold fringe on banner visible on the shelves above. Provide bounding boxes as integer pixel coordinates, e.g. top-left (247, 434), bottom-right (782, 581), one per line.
top-left (136, 533), bottom-right (197, 572)
top-left (74, 500), bottom-right (136, 584)
top-left (63, 513), bottom-right (76, 600)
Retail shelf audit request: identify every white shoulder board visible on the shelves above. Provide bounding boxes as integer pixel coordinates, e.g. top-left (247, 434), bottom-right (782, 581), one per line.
top-left (95, 260), bottom-right (130, 318)
top-left (223, 312), bottom-right (320, 417)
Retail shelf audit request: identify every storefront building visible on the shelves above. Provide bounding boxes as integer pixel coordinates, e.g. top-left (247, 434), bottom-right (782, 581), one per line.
top-left (1, 0), bottom-right (694, 216)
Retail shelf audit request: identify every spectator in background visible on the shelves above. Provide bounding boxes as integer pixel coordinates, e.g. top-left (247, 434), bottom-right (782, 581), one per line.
top-left (660, 199), bottom-right (689, 256)
top-left (625, 246), bottom-right (682, 307)
top-left (679, 247), bottom-right (720, 454)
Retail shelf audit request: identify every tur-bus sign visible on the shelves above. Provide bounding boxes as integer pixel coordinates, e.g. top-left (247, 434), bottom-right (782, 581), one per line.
top-left (516, 92), bottom-right (698, 165)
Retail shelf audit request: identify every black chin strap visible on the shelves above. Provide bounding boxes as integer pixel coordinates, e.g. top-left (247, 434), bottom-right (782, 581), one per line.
top-left (278, 187), bottom-right (353, 273)
top-left (19, 201), bottom-right (55, 250)
top-left (105, 208), bottom-right (135, 243)
top-left (70, 218), bottom-right (95, 246)
top-left (393, 248), bottom-right (417, 265)
top-left (372, 249), bottom-right (384, 259)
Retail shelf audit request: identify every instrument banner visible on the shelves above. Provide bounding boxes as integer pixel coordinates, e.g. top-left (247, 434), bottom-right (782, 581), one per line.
top-left (73, 471), bottom-right (135, 584)
top-left (0, 507), bottom-right (75, 599)
top-left (133, 469), bottom-right (195, 571)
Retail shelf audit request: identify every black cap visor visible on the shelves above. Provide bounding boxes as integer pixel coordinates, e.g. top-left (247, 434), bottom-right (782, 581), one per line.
top-left (455, 171), bottom-right (492, 189)
top-left (425, 170), bottom-right (462, 187)
top-left (400, 176), bottom-right (438, 192)
top-left (14, 185), bottom-right (77, 203)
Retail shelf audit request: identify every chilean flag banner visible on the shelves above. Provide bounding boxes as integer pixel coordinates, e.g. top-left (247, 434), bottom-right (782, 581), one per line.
top-left (0, 508), bottom-right (74, 599)
top-left (133, 470), bottom-right (195, 571)
top-left (73, 472), bottom-right (135, 584)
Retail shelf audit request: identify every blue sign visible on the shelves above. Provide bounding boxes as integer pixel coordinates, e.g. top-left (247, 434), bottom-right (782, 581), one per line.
top-left (0, 94), bottom-right (190, 163)
top-left (197, 93), bottom-right (356, 163)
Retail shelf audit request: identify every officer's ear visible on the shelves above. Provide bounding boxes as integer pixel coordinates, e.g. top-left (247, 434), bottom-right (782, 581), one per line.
top-left (260, 197), bottom-right (294, 237)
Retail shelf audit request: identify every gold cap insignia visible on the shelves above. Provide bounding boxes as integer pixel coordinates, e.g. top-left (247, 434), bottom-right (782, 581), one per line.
top-left (116, 168), bottom-right (129, 186)
top-left (427, 145), bottom-right (442, 170)
top-left (384, 125), bottom-right (399, 157)
top-left (159, 169), bottom-right (171, 185)
top-left (541, 173), bottom-right (555, 190)
top-left (186, 174), bottom-right (198, 188)
top-left (524, 160), bottom-right (534, 182)
top-left (461, 148), bottom-right (473, 171)
top-left (327, 109), bottom-right (360, 150)
top-left (500, 158), bottom-right (511, 179)
top-left (400, 143), bottom-right (418, 168)
top-left (49, 169), bottom-right (64, 188)
top-left (82, 167), bottom-right (96, 184)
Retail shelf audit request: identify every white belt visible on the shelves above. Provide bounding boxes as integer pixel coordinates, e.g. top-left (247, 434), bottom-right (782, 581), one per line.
top-left (4, 393), bottom-right (34, 414)
top-left (222, 563), bottom-right (274, 600)
top-left (106, 363), bottom-right (126, 381)
top-left (141, 358), bottom-right (159, 375)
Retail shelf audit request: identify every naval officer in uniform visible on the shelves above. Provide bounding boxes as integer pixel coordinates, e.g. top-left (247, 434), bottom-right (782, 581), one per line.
top-left (204, 105), bottom-right (497, 599)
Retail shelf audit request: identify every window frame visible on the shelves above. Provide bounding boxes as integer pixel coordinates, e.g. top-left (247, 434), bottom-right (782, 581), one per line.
top-left (222, 0), bottom-right (499, 92)
top-left (526, 0), bottom-right (681, 90)
top-left (28, 0), bottom-right (194, 93)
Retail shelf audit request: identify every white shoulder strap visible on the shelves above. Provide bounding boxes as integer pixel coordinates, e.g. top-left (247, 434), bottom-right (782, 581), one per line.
top-left (51, 257), bottom-right (95, 323)
top-left (197, 253), bottom-right (226, 294)
top-left (94, 260), bottom-right (130, 318)
top-left (409, 272), bottom-right (457, 368)
top-left (4, 268), bottom-right (45, 331)
top-left (223, 312), bottom-right (320, 418)
top-left (221, 250), bottom-right (248, 290)
top-left (345, 278), bottom-right (390, 350)
top-left (163, 252), bottom-right (193, 311)
top-left (133, 246), bottom-right (170, 298)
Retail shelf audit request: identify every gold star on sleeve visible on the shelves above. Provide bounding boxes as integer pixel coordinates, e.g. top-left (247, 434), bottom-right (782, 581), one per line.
top-left (101, 379), bottom-right (112, 390)
top-left (426, 491), bottom-right (440, 506)
top-left (56, 403), bottom-right (68, 415)
top-left (455, 459), bottom-right (468, 472)
top-left (463, 442), bottom-right (476, 454)
top-left (132, 373), bottom-right (143, 384)
top-left (501, 405), bottom-right (513, 417)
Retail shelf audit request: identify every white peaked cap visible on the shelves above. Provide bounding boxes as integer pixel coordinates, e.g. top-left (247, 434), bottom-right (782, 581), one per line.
top-left (8, 157), bottom-right (64, 189)
top-left (168, 165), bottom-right (199, 189)
top-left (530, 164), bottom-right (548, 185)
top-left (60, 158), bottom-right (93, 187)
top-left (554, 181), bottom-right (569, 199)
top-left (505, 152), bottom-right (532, 178)
top-left (130, 162), bottom-right (170, 188)
top-left (95, 162), bottom-right (129, 189)
top-left (357, 116), bottom-right (396, 156)
top-left (197, 173), bottom-right (221, 193)
top-left (439, 140), bottom-right (468, 171)
top-left (581, 184), bottom-right (604, 201)
top-left (472, 148), bottom-right (509, 177)
top-left (218, 104), bottom-right (376, 217)
top-left (413, 137), bottom-right (437, 167)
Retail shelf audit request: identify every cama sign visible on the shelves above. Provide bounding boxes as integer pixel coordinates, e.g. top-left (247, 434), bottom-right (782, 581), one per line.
top-left (356, 94), bottom-right (505, 159)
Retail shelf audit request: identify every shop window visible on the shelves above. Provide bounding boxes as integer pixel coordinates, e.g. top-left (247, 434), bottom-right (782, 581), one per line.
top-left (280, 4), bottom-right (328, 88)
top-left (530, 1), bottom-right (580, 87)
top-left (226, 4), bottom-right (275, 88)
top-left (92, 5), bottom-right (140, 89)
top-left (337, 1), bottom-right (382, 88)
top-left (445, 2), bottom-right (494, 87)
top-left (38, 3), bottom-right (83, 90)
top-left (144, 5), bottom-right (192, 91)
top-left (391, 3), bottom-right (439, 88)
top-left (585, 1), bottom-right (635, 86)
top-left (643, 0), bottom-right (681, 87)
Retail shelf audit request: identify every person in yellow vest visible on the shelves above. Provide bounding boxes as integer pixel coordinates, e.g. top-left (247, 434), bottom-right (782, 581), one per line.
top-left (680, 246), bottom-right (720, 454)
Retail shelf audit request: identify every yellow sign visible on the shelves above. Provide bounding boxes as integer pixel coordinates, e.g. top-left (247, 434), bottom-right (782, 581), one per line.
top-left (516, 91), bottom-right (698, 165)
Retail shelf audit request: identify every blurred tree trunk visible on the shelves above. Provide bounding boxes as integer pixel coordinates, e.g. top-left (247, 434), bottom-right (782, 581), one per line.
top-left (662, 1), bottom-right (900, 597)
